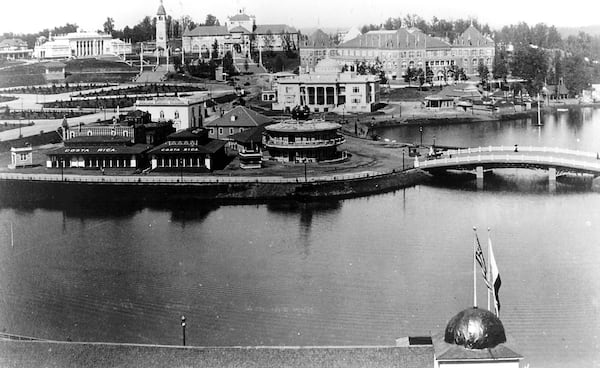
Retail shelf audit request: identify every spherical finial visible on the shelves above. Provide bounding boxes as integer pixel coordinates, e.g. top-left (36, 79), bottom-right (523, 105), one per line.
top-left (444, 307), bottom-right (506, 349)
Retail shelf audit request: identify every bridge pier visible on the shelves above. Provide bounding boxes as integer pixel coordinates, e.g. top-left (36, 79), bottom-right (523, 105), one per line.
top-left (548, 167), bottom-right (556, 182)
top-left (548, 167), bottom-right (556, 193)
top-left (476, 166), bottom-right (484, 180)
top-left (476, 166), bottom-right (484, 190)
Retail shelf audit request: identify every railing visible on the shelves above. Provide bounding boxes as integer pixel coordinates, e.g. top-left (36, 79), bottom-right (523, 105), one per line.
top-left (417, 151), bottom-right (600, 173)
top-left (0, 167), bottom-right (414, 185)
top-left (444, 146), bottom-right (599, 159)
top-left (264, 137), bottom-right (346, 148)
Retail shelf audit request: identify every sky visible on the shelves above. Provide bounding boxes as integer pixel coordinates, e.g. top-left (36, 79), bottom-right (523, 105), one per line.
top-left (2, 0), bottom-right (600, 35)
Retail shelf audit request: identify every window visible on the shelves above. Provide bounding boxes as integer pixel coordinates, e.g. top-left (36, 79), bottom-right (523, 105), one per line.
top-left (174, 111), bottom-right (179, 119)
top-left (160, 111), bottom-right (165, 119)
top-left (20, 154), bottom-right (28, 161)
top-left (70, 131), bottom-right (75, 138)
top-left (239, 128), bottom-right (244, 132)
top-left (111, 129), bottom-right (116, 136)
top-left (352, 87), bottom-right (360, 93)
top-left (123, 131), bottom-right (128, 137)
top-left (87, 130), bottom-right (92, 136)
top-left (229, 128), bottom-right (234, 135)
top-left (210, 128), bottom-right (214, 135)
top-left (219, 128), bottom-right (223, 135)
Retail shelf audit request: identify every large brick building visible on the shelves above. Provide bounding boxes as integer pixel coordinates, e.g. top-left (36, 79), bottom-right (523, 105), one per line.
top-left (300, 25), bottom-right (494, 82)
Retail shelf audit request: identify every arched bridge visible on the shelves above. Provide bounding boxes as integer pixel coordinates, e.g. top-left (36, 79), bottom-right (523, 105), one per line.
top-left (416, 146), bottom-right (600, 181)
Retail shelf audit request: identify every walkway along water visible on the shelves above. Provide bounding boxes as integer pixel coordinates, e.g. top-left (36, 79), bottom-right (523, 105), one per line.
top-left (0, 169), bottom-right (428, 202)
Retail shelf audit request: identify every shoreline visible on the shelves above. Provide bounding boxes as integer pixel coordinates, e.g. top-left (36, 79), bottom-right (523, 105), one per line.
top-left (0, 169), bottom-right (429, 204)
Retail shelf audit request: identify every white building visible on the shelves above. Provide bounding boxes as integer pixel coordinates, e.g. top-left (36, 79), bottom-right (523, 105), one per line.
top-left (135, 96), bottom-right (209, 131)
top-left (0, 39), bottom-right (33, 60)
top-left (273, 58), bottom-right (380, 113)
top-left (34, 30), bottom-right (132, 59)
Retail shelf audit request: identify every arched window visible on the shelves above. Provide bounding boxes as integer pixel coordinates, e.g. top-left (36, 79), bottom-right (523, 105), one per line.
top-left (160, 111), bottom-right (165, 119)
top-left (111, 129), bottom-right (116, 136)
top-left (87, 130), bottom-right (92, 136)
top-left (123, 131), bottom-right (128, 137)
top-left (174, 111), bottom-right (179, 119)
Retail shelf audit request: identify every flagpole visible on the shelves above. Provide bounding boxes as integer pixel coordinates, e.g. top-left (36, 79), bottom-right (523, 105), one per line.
top-left (473, 227), bottom-right (477, 308)
top-left (487, 228), bottom-right (491, 312)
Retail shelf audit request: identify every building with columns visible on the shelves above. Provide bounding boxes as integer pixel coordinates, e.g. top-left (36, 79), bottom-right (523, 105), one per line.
top-left (33, 30), bottom-right (132, 59)
top-left (0, 39), bottom-right (33, 60)
top-left (273, 58), bottom-right (380, 113)
top-left (155, 0), bottom-right (168, 54)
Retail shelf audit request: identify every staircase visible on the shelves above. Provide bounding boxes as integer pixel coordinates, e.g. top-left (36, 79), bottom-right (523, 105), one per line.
top-left (134, 64), bottom-right (173, 83)
top-left (234, 57), bottom-right (267, 74)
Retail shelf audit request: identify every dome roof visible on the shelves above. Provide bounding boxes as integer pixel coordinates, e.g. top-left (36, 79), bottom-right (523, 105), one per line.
top-left (444, 307), bottom-right (506, 349)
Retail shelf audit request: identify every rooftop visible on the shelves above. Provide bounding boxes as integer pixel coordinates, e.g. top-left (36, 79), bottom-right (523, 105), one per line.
top-left (0, 341), bottom-right (434, 368)
top-left (265, 119), bottom-right (342, 133)
top-left (205, 106), bottom-right (273, 128)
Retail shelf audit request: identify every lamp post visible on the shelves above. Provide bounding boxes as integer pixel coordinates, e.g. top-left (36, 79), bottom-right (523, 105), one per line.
top-left (179, 158), bottom-right (183, 182)
top-left (303, 159), bottom-right (308, 183)
top-left (433, 135), bottom-right (436, 149)
top-left (181, 316), bottom-right (186, 346)
top-left (60, 158), bottom-right (64, 181)
top-left (402, 149), bottom-right (405, 171)
top-left (419, 126), bottom-right (423, 146)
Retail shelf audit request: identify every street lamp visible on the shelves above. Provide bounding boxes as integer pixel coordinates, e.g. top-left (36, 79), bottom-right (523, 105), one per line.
top-left (181, 316), bottom-right (186, 346)
top-left (402, 149), bottom-right (406, 171)
top-left (419, 126), bottom-right (423, 146)
top-left (303, 159), bottom-right (308, 183)
top-left (179, 158), bottom-right (184, 182)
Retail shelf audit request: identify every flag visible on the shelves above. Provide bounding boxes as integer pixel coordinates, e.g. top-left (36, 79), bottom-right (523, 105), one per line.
top-left (488, 237), bottom-right (502, 313)
top-left (474, 232), bottom-right (491, 289)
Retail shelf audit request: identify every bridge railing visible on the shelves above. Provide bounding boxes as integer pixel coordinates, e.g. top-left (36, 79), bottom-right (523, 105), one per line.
top-left (445, 146), bottom-right (598, 159)
top-left (417, 152), bottom-right (600, 172)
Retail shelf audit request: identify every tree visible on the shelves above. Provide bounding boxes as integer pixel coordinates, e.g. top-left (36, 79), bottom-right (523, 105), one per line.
top-left (416, 68), bottom-right (425, 90)
top-left (477, 60), bottom-right (489, 85)
top-left (103, 17), bottom-right (115, 36)
top-left (403, 67), bottom-right (416, 86)
top-left (563, 55), bottom-right (590, 97)
top-left (211, 39), bottom-right (219, 59)
top-left (492, 45), bottom-right (509, 81)
top-left (510, 45), bottom-right (548, 94)
top-left (204, 14), bottom-right (220, 27)
top-left (222, 51), bottom-right (236, 77)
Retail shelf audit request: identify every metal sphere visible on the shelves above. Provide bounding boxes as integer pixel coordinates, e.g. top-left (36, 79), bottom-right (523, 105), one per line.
top-left (444, 307), bottom-right (506, 349)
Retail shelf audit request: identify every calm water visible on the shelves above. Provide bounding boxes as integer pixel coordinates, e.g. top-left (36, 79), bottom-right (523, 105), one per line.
top-left (1, 108), bottom-right (600, 368)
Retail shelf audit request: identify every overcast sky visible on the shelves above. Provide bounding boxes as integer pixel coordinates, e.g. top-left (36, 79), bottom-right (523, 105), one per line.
top-left (3, 0), bottom-right (600, 35)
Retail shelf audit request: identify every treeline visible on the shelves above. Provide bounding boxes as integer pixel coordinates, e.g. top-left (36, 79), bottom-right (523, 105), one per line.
top-left (361, 15), bottom-right (492, 43)
top-left (1, 14), bottom-right (221, 48)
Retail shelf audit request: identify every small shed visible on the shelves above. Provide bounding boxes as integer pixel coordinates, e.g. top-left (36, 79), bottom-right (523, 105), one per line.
top-left (9, 146), bottom-right (33, 169)
top-left (44, 61), bottom-right (66, 82)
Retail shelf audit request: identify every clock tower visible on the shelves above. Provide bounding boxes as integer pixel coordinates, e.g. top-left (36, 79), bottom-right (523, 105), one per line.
top-left (156, 0), bottom-right (168, 54)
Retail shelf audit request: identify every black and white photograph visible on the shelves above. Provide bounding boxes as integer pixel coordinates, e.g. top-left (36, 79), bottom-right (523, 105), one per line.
top-left (1, 1), bottom-right (600, 367)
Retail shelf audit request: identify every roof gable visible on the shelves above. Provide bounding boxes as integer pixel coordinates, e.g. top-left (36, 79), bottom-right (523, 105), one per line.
top-left (183, 26), bottom-right (229, 37)
top-left (454, 25), bottom-right (493, 47)
top-left (339, 28), bottom-right (449, 50)
top-left (303, 29), bottom-right (334, 48)
top-left (255, 24), bottom-right (297, 35)
top-left (205, 106), bottom-right (273, 128)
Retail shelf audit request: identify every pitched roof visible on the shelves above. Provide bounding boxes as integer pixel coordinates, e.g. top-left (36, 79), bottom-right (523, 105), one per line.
top-left (183, 25), bottom-right (229, 37)
top-left (205, 106), bottom-right (274, 128)
top-left (339, 28), bottom-right (450, 50)
top-left (228, 25), bottom-right (251, 34)
top-left (147, 139), bottom-right (226, 155)
top-left (0, 38), bottom-right (27, 48)
top-left (302, 29), bottom-right (334, 48)
top-left (229, 124), bottom-right (268, 143)
top-left (454, 25), bottom-right (494, 47)
top-left (229, 12), bottom-right (252, 21)
top-left (255, 24), bottom-right (297, 34)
